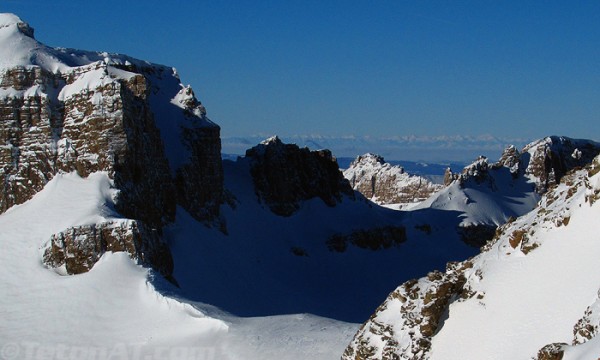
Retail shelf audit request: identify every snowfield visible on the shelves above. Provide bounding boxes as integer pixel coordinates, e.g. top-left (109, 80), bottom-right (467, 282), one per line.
top-left (428, 167), bottom-right (600, 359)
top-left (0, 172), bottom-right (357, 359)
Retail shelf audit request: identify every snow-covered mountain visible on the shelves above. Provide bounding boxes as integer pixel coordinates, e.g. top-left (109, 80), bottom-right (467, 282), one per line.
top-left (2, 13), bottom-right (599, 360)
top-left (343, 153), bottom-right (443, 206)
top-left (343, 153), bottom-right (600, 360)
top-left (0, 13), bottom-right (479, 359)
top-left (0, 13), bottom-right (357, 359)
top-left (415, 136), bottom-right (600, 246)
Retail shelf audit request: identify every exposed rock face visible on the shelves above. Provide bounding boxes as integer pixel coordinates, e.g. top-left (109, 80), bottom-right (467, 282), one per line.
top-left (0, 66), bottom-right (60, 213)
top-left (59, 63), bottom-right (177, 229)
top-left (245, 136), bottom-right (354, 216)
top-left (443, 137), bottom-right (600, 194)
top-left (343, 153), bottom-right (442, 205)
top-left (522, 136), bottom-right (600, 193)
top-left (437, 137), bottom-right (600, 248)
top-left (43, 220), bottom-right (174, 280)
top-left (0, 14), bottom-right (224, 276)
top-left (327, 226), bottom-right (407, 252)
top-left (534, 343), bottom-right (566, 360)
top-left (175, 123), bottom-right (224, 224)
top-left (495, 144), bottom-right (520, 176)
top-left (572, 289), bottom-right (600, 345)
top-left (456, 223), bottom-right (497, 248)
top-left (343, 155), bottom-right (600, 359)
top-left (342, 261), bottom-right (471, 360)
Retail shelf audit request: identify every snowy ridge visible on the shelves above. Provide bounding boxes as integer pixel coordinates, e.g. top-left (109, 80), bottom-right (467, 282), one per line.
top-left (0, 12), bottom-right (216, 169)
top-left (415, 136), bottom-right (600, 230)
top-left (343, 155), bottom-right (600, 359)
top-left (343, 153), bottom-right (443, 206)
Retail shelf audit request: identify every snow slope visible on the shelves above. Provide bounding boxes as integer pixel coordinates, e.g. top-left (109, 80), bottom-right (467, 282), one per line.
top-left (429, 160), bottom-right (600, 359)
top-left (343, 156), bottom-right (600, 359)
top-left (167, 157), bottom-right (478, 323)
top-left (0, 172), bottom-right (358, 360)
top-left (414, 157), bottom-right (540, 227)
top-left (0, 173), bottom-right (226, 355)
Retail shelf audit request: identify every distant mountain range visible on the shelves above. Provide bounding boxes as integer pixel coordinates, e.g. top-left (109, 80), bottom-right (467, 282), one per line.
top-left (222, 134), bottom-right (533, 163)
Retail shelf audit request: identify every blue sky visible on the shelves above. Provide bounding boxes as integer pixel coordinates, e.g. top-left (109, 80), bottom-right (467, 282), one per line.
top-left (2, 1), bottom-right (600, 146)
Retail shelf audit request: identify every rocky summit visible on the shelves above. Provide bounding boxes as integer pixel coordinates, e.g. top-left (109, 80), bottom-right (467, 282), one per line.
top-left (0, 14), bottom-right (223, 277)
top-left (344, 153), bottom-right (442, 205)
top-left (423, 136), bottom-right (600, 247)
top-left (245, 136), bottom-right (355, 216)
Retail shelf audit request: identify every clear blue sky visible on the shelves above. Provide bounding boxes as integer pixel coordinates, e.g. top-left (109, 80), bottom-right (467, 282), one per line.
top-left (3, 1), bottom-right (600, 141)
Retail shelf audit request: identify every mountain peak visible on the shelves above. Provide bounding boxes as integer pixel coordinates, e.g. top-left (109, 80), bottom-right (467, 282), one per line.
top-left (0, 13), bottom-right (225, 277)
top-left (245, 137), bottom-right (354, 216)
top-left (0, 13), bottom-right (33, 38)
top-left (351, 153), bottom-right (386, 167)
top-left (260, 135), bottom-right (283, 146)
top-left (344, 153), bottom-right (442, 205)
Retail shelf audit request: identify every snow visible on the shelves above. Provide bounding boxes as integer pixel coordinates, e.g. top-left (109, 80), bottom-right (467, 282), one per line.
top-left (0, 171), bottom-right (361, 359)
top-left (565, 336), bottom-right (600, 360)
top-left (0, 173), bottom-right (224, 352)
top-left (0, 12), bottom-right (217, 177)
top-left (414, 162), bottom-right (540, 226)
top-left (0, 13), bottom-right (157, 74)
top-left (0, 13), bottom-right (22, 27)
top-left (167, 157), bottom-right (477, 323)
top-left (58, 64), bottom-right (136, 101)
top-left (427, 167), bottom-right (600, 359)
top-left (145, 68), bottom-right (218, 173)
top-left (343, 153), bottom-right (443, 206)
top-left (3, 11), bottom-right (597, 359)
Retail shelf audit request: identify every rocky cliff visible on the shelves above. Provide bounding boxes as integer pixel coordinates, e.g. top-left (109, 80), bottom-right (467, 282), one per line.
top-left (426, 136), bottom-right (600, 247)
top-left (343, 153), bottom-right (600, 359)
top-left (0, 14), bottom-right (224, 277)
top-left (343, 153), bottom-right (442, 205)
top-left (245, 136), bottom-right (355, 216)
top-left (43, 220), bottom-right (175, 282)
top-left (444, 136), bottom-right (600, 192)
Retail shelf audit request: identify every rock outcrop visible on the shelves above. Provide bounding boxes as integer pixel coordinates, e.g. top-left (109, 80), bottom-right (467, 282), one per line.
top-left (433, 136), bottom-right (600, 247)
top-left (572, 289), bottom-right (600, 345)
top-left (327, 226), bottom-right (407, 252)
top-left (444, 136), bottom-right (600, 194)
top-left (343, 153), bottom-right (442, 205)
top-left (0, 14), bottom-right (224, 276)
top-left (343, 261), bottom-right (471, 360)
top-left (521, 136), bottom-right (600, 193)
top-left (43, 220), bottom-right (174, 281)
top-left (245, 136), bottom-right (354, 216)
top-left (342, 154), bottom-right (600, 359)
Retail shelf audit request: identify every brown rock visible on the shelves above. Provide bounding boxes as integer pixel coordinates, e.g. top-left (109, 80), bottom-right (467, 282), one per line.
top-left (344, 153), bottom-right (442, 205)
top-left (43, 220), bottom-right (175, 282)
top-left (245, 136), bottom-right (354, 216)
